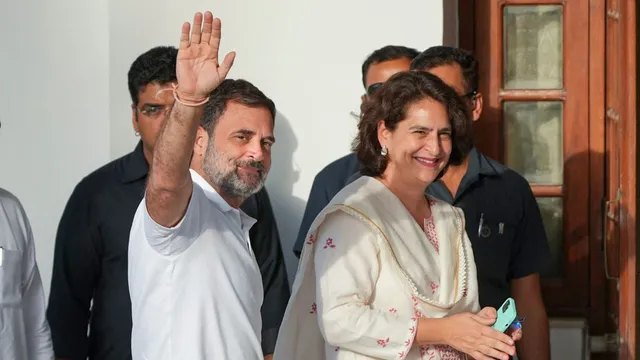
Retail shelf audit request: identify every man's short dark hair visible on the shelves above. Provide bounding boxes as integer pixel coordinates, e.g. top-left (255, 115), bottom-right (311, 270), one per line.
top-left (127, 46), bottom-right (178, 105)
top-left (410, 46), bottom-right (479, 93)
top-left (361, 45), bottom-right (420, 88)
top-left (353, 71), bottom-right (474, 177)
top-left (200, 79), bottom-right (276, 135)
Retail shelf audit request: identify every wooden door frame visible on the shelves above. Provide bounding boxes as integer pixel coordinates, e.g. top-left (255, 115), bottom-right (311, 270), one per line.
top-left (590, 0), bottom-right (636, 357)
top-left (458, 0), bottom-right (636, 357)
top-left (615, 1), bottom-right (636, 357)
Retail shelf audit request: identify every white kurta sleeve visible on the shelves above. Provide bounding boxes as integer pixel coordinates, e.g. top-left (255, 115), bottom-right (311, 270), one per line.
top-left (314, 211), bottom-right (417, 359)
top-left (20, 207), bottom-right (54, 360)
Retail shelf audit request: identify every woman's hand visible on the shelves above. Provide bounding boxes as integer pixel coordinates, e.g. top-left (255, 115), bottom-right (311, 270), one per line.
top-left (441, 307), bottom-right (516, 360)
top-left (477, 307), bottom-right (524, 342)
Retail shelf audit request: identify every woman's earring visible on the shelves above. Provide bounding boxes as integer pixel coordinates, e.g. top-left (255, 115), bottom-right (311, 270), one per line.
top-left (380, 145), bottom-right (388, 156)
top-left (135, 131), bottom-right (140, 136)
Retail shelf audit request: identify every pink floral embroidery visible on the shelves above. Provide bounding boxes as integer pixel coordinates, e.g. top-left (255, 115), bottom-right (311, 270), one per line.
top-left (309, 302), bottom-right (317, 314)
top-left (377, 337), bottom-right (389, 347)
top-left (430, 281), bottom-right (440, 294)
top-left (323, 238), bottom-right (336, 249)
top-left (434, 344), bottom-right (465, 359)
top-left (423, 216), bottom-right (439, 253)
top-left (428, 198), bottom-right (437, 207)
top-left (462, 287), bottom-right (468, 297)
top-left (412, 309), bottom-right (422, 321)
top-left (401, 308), bottom-right (421, 359)
top-left (389, 307), bottom-right (397, 313)
top-left (412, 295), bottom-right (419, 306)
top-left (420, 345), bottom-right (442, 360)
top-left (306, 234), bottom-right (315, 245)
top-left (399, 351), bottom-right (405, 358)
top-left (334, 346), bottom-right (340, 352)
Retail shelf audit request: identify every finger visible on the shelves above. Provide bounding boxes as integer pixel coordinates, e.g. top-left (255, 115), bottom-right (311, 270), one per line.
top-left (484, 328), bottom-right (515, 346)
top-left (218, 51), bottom-right (236, 79)
top-left (209, 17), bottom-right (222, 51)
top-left (179, 22), bottom-right (191, 49)
top-left (483, 336), bottom-right (516, 356)
top-left (477, 344), bottom-right (510, 360)
top-left (200, 11), bottom-right (213, 44)
top-left (511, 329), bottom-right (523, 341)
top-left (190, 12), bottom-right (203, 44)
top-left (479, 307), bottom-right (497, 319)
top-left (471, 314), bottom-right (495, 326)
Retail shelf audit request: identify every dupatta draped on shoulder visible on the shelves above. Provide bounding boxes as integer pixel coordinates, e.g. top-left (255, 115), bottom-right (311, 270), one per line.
top-left (274, 176), bottom-right (479, 360)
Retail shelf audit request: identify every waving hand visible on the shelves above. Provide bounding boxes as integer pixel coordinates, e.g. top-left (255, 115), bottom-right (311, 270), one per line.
top-left (176, 11), bottom-right (236, 99)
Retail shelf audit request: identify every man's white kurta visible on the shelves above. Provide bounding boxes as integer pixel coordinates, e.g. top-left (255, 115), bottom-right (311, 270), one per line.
top-left (128, 170), bottom-right (263, 360)
top-left (0, 187), bottom-right (54, 360)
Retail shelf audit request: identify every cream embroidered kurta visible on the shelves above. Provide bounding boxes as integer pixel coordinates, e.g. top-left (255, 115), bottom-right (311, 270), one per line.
top-left (274, 176), bottom-right (480, 360)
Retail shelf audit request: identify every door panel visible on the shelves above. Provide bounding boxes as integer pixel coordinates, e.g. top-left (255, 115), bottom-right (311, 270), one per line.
top-left (474, 0), bottom-right (591, 314)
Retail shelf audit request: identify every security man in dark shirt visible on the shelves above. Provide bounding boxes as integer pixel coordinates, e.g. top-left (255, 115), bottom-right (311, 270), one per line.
top-left (46, 46), bottom-right (290, 360)
top-left (293, 45), bottom-right (419, 256)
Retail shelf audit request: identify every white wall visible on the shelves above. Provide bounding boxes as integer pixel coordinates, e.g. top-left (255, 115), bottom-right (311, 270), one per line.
top-left (1, 0), bottom-right (444, 297)
top-left (0, 0), bottom-right (111, 297)
top-left (110, 0), bottom-right (445, 281)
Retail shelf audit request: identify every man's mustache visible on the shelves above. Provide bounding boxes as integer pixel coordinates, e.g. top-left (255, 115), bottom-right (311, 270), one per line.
top-left (235, 159), bottom-right (265, 173)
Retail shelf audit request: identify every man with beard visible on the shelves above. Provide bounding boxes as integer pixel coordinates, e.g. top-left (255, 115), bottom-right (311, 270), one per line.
top-left (48, 44), bottom-right (287, 360)
top-left (128, 12), bottom-right (276, 360)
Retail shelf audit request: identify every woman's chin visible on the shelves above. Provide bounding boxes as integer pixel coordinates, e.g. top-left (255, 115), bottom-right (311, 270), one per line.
top-left (414, 168), bottom-right (443, 186)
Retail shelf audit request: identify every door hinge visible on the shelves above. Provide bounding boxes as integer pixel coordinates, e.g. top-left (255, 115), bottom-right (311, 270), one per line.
top-left (603, 189), bottom-right (622, 281)
top-left (606, 107), bottom-right (621, 122)
top-left (607, 8), bottom-right (621, 20)
top-left (590, 333), bottom-right (622, 353)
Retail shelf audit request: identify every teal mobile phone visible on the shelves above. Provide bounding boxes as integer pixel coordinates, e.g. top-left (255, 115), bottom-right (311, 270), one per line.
top-left (491, 297), bottom-right (518, 333)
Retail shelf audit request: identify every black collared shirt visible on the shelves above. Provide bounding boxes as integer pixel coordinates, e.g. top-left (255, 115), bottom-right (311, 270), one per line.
top-left (47, 142), bottom-right (290, 360)
top-left (426, 148), bottom-right (551, 309)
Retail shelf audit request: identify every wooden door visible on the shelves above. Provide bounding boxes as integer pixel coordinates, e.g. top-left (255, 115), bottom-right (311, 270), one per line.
top-left (602, 0), bottom-right (637, 357)
top-left (472, 0), bottom-right (591, 315)
top-left (461, 0), bottom-right (637, 357)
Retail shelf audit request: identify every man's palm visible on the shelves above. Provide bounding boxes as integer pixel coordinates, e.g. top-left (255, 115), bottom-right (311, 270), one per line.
top-left (176, 12), bottom-right (235, 98)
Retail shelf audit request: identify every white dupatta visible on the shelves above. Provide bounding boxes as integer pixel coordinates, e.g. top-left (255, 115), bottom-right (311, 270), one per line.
top-left (274, 176), bottom-right (479, 360)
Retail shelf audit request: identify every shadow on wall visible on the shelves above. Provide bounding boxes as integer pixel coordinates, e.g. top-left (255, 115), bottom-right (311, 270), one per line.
top-left (265, 112), bottom-right (305, 283)
top-left (442, 0), bottom-right (458, 47)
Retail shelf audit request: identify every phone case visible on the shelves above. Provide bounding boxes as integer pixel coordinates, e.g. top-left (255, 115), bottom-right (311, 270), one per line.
top-left (491, 297), bottom-right (518, 333)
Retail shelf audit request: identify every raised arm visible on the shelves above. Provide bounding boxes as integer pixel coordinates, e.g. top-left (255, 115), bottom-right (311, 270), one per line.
top-left (146, 11), bottom-right (235, 227)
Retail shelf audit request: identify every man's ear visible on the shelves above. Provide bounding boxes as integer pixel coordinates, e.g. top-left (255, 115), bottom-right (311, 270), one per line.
top-left (193, 126), bottom-right (209, 157)
top-left (472, 93), bottom-right (483, 122)
top-left (131, 104), bottom-right (140, 132)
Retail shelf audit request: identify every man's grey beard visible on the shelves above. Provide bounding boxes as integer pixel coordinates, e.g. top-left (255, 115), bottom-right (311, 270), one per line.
top-left (202, 143), bottom-right (268, 201)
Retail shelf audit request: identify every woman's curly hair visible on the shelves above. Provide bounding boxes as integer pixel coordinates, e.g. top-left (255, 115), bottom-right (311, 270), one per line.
top-left (352, 71), bottom-right (474, 177)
